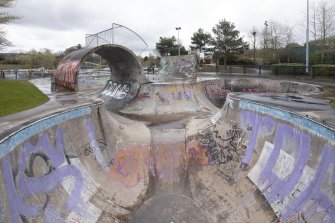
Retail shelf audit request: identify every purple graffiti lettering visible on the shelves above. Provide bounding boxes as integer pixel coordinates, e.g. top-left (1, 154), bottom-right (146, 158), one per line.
top-left (2, 128), bottom-right (83, 222)
top-left (281, 145), bottom-right (335, 221)
top-left (259, 124), bottom-right (311, 203)
top-left (115, 158), bottom-right (130, 177)
top-left (86, 119), bottom-right (108, 171)
top-left (241, 111), bottom-right (275, 165)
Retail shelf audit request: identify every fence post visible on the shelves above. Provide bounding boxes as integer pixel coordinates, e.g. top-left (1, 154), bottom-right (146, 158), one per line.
top-left (243, 66), bottom-right (246, 74)
top-left (259, 66), bottom-right (261, 75)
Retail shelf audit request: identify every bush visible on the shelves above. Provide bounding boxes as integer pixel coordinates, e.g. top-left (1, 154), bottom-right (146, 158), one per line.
top-left (218, 56), bottom-right (256, 65)
top-left (272, 63), bottom-right (306, 75)
top-left (312, 64), bottom-right (335, 76)
top-left (331, 100), bottom-right (335, 108)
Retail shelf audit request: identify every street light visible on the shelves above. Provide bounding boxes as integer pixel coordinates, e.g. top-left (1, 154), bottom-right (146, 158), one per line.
top-left (175, 27), bottom-right (181, 56)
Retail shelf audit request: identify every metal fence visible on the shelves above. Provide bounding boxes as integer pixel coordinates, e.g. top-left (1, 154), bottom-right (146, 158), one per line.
top-left (85, 23), bottom-right (148, 56)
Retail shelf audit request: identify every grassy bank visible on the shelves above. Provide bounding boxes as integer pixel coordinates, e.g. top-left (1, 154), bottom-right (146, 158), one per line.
top-left (0, 80), bottom-right (49, 116)
top-left (331, 100), bottom-right (335, 108)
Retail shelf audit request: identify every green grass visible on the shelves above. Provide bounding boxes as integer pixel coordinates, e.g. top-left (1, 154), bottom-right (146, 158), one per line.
top-left (331, 100), bottom-right (335, 108)
top-left (0, 80), bottom-right (49, 117)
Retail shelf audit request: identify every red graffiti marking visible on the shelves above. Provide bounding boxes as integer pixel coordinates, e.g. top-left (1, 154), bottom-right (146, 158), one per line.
top-left (108, 142), bottom-right (209, 187)
top-left (205, 84), bottom-right (230, 99)
top-left (109, 146), bottom-right (150, 187)
top-left (55, 60), bottom-right (81, 89)
top-left (187, 140), bottom-right (209, 166)
top-left (153, 143), bottom-right (186, 178)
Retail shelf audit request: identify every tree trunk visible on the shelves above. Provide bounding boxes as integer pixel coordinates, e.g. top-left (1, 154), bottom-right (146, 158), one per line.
top-left (224, 56), bottom-right (227, 69)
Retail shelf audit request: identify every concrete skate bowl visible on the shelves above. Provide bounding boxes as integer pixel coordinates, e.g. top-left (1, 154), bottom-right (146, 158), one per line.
top-left (201, 78), bottom-right (321, 108)
top-left (1, 77), bottom-right (335, 222)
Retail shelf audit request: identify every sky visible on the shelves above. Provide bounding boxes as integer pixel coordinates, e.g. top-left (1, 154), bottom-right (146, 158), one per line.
top-left (2, 0), bottom-right (334, 56)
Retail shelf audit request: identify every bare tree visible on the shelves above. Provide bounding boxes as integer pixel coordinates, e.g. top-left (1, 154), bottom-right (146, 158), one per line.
top-left (310, 2), bottom-right (319, 41)
top-left (259, 20), bottom-right (296, 64)
top-left (0, 0), bottom-right (19, 49)
top-left (317, 1), bottom-right (335, 51)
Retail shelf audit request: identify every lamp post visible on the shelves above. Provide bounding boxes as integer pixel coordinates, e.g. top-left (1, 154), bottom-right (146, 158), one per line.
top-left (306, 0), bottom-right (310, 74)
top-left (252, 31), bottom-right (256, 62)
top-left (175, 27), bottom-right (181, 56)
top-left (263, 21), bottom-right (268, 64)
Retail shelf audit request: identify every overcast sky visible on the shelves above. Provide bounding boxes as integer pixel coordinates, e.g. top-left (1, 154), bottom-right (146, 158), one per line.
top-left (2, 0), bottom-right (334, 55)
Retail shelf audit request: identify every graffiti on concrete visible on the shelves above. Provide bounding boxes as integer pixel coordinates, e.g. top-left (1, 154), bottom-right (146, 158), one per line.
top-left (160, 59), bottom-right (172, 75)
top-left (175, 58), bottom-right (195, 77)
top-left (81, 138), bottom-right (107, 156)
top-left (240, 111), bottom-right (276, 167)
top-left (196, 123), bottom-right (243, 166)
top-left (239, 100), bottom-right (335, 141)
top-left (108, 143), bottom-right (188, 188)
top-left (2, 128), bottom-right (83, 222)
top-left (241, 102), bottom-right (335, 222)
top-left (0, 107), bottom-right (91, 158)
top-left (55, 60), bottom-right (81, 89)
top-left (187, 140), bottom-right (210, 166)
top-left (155, 92), bottom-right (169, 105)
top-left (109, 145), bottom-right (150, 187)
top-left (195, 122), bottom-right (246, 183)
top-left (239, 88), bottom-right (272, 93)
top-left (101, 80), bottom-right (131, 99)
top-left (159, 55), bottom-right (196, 78)
top-left (205, 84), bottom-right (231, 100)
top-left (138, 92), bottom-right (151, 101)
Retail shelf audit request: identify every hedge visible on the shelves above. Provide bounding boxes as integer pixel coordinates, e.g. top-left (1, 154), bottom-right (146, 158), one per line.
top-left (311, 64), bottom-right (335, 76)
top-left (272, 63), bottom-right (306, 75)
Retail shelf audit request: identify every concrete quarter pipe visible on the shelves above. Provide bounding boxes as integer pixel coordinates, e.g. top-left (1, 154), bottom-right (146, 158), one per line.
top-left (0, 44), bottom-right (334, 223)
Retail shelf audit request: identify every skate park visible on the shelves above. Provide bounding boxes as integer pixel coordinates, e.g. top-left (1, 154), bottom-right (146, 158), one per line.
top-left (0, 28), bottom-right (335, 223)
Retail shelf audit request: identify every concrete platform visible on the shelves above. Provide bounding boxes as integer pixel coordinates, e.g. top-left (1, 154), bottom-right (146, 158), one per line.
top-left (0, 72), bottom-right (335, 223)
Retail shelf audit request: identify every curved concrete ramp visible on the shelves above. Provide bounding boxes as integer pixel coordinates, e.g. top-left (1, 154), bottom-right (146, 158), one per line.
top-left (1, 78), bottom-right (334, 222)
top-left (54, 44), bottom-right (148, 90)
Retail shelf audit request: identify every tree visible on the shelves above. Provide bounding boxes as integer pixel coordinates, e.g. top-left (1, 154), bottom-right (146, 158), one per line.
top-left (155, 36), bottom-right (187, 57)
top-left (259, 20), bottom-right (295, 64)
top-left (19, 49), bottom-right (56, 69)
top-left (0, 0), bottom-right (20, 49)
top-left (317, 1), bottom-right (335, 54)
top-left (190, 28), bottom-right (212, 53)
top-left (310, 2), bottom-right (335, 55)
top-left (212, 19), bottom-right (249, 67)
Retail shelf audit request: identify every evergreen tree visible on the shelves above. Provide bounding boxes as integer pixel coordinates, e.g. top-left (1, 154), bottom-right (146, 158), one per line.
top-left (212, 19), bottom-right (249, 66)
top-left (190, 28), bottom-right (212, 53)
top-left (155, 36), bottom-right (187, 56)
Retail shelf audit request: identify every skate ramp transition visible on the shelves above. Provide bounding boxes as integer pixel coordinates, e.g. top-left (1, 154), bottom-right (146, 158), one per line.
top-left (1, 47), bottom-right (335, 222)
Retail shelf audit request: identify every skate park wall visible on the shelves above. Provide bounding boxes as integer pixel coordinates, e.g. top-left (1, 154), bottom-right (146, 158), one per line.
top-left (0, 104), bottom-right (107, 222)
top-left (159, 55), bottom-right (197, 78)
top-left (215, 94), bottom-right (335, 222)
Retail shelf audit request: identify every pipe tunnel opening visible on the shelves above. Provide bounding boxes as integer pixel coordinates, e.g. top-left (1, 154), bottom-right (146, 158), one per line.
top-left (55, 44), bottom-right (148, 92)
top-left (54, 44), bottom-right (148, 111)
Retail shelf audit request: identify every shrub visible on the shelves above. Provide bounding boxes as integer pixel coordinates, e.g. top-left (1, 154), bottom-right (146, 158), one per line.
top-left (218, 56), bottom-right (256, 65)
top-left (272, 63), bottom-right (306, 75)
top-left (331, 100), bottom-right (335, 108)
top-left (312, 64), bottom-right (335, 76)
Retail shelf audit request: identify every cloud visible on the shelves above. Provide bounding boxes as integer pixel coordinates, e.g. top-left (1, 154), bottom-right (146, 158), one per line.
top-left (2, 0), bottom-right (335, 54)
